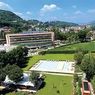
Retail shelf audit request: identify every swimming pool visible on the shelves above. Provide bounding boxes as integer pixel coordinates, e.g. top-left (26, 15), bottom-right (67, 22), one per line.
top-left (30, 60), bottom-right (75, 74)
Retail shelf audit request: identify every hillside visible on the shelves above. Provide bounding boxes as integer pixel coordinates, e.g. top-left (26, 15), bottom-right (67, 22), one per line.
top-left (27, 20), bottom-right (78, 28)
top-left (0, 10), bottom-right (23, 22)
top-left (0, 10), bottom-right (25, 28)
top-left (88, 21), bottom-right (95, 26)
top-left (43, 21), bottom-right (78, 27)
top-left (0, 10), bottom-right (78, 31)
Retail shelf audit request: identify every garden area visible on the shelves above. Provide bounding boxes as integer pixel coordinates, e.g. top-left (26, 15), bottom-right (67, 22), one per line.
top-left (4, 41), bottom-right (95, 95)
top-left (21, 53), bottom-right (75, 95)
top-left (23, 54), bottom-right (74, 71)
top-left (36, 75), bottom-right (73, 95)
top-left (23, 41), bottom-right (95, 71)
top-left (6, 75), bottom-right (73, 95)
top-left (47, 41), bottom-right (95, 54)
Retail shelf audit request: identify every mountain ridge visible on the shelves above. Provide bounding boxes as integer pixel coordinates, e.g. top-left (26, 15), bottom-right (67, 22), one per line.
top-left (0, 9), bottom-right (78, 29)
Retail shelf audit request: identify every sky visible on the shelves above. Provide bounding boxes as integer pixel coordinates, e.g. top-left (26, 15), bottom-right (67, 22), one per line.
top-left (0, 0), bottom-right (95, 24)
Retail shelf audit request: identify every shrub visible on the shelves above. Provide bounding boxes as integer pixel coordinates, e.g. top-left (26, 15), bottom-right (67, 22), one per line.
top-left (74, 52), bottom-right (84, 65)
top-left (39, 51), bottom-right (46, 55)
top-left (81, 53), bottom-right (95, 80)
top-left (91, 75), bottom-right (95, 92)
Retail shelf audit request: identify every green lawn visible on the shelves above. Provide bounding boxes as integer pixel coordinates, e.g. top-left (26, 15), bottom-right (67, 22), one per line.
top-left (7, 49), bottom-right (75, 95)
top-left (23, 54), bottom-right (74, 71)
top-left (7, 42), bottom-right (93, 95)
top-left (36, 75), bottom-right (73, 95)
top-left (6, 75), bottom-right (73, 95)
top-left (48, 42), bottom-right (95, 52)
top-left (23, 42), bottom-right (95, 71)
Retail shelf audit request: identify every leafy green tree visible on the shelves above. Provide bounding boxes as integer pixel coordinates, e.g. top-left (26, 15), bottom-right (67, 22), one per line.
top-left (0, 51), bottom-right (6, 66)
top-left (91, 75), bottom-right (95, 92)
top-left (86, 31), bottom-right (93, 40)
top-left (81, 53), bottom-right (95, 80)
top-left (0, 30), bottom-right (6, 39)
top-left (39, 51), bottom-right (46, 55)
top-left (91, 26), bottom-right (95, 31)
top-left (29, 71), bottom-right (40, 85)
top-left (0, 67), bottom-right (6, 81)
top-left (0, 46), bottom-right (28, 67)
top-left (74, 74), bottom-right (79, 83)
top-left (73, 74), bottom-right (79, 87)
top-left (78, 30), bottom-right (88, 42)
top-left (4, 64), bottom-right (23, 82)
top-left (78, 77), bottom-right (82, 87)
top-left (13, 46), bottom-right (28, 67)
top-left (74, 51), bottom-right (84, 65)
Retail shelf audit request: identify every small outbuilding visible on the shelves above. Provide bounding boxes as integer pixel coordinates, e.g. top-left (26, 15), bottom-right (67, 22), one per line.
top-left (82, 80), bottom-right (90, 95)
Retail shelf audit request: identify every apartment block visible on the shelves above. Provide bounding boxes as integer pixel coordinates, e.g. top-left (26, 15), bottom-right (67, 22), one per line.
top-left (6, 32), bottom-right (54, 48)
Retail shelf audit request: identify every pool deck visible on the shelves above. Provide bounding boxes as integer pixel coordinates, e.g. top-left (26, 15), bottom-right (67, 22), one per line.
top-left (30, 60), bottom-right (75, 74)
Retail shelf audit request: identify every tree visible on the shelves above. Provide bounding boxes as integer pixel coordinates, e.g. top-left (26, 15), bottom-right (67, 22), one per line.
top-left (0, 30), bottom-right (6, 39)
top-left (86, 31), bottom-right (93, 41)
top-left (13, 46), bottom-right (28, 67)
top-left (4, 64), bottom-right (23, 82)
top-left (73, 74), bottom-right (79, 87)
top-left (0, 67), bottom-right (6, 81)
top-left (81, 53), bottom-right (95, 80)
top-left (52, 27), bottom-right (64, 40)
top-left (91, 75), bottom-right (95, 92)
top-left (39, 51), bottom-right (46, 55)
top-left (78, 77), bottom-right (82, 87)
top-left (29, 71), bottom-right (40, 85)
top-left (74, 51), bottom-right (84, 65)
top-left (74, 74), bottom-right (79, 83)
top-left (78, 30), bottom-right (88, 42)
top-left (0, 46), bottom-right (28, 67)
top-left (91, 26), bottom-right (95, 31)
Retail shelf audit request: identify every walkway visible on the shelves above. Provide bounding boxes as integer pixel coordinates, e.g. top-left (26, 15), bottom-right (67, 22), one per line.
top-left (40, 72), bottom-right (74, 76)
top-left (24, 71), bottom-right (74, 76)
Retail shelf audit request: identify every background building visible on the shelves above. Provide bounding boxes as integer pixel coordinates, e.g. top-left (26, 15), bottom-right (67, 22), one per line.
top-left (6, 32), bottom-right (54, 49)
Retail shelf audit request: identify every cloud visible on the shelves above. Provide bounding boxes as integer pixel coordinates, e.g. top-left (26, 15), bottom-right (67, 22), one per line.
top-left (0, 2), bottom-right (13, 11)
top-left (26, 11), bottom-right (32, 15)
top-left (74, 10), bottom-right (83, 15)
top-left (14, 12), bottom-right (23, 16)
top-left (14, 12), bottom-right (32, 20)
top-left (40, 4), bottom-right (60, 12)
top-left (50, 16), bottom-right (57, 20)
top-left (0, 1), bottom-right (32, 20)
top-left (13, 11), bottom-right (29, 19)
top-left (87, 9), bottom-right (95, 13)
top-left (65, 16), bottom-right (77, 19)
top-left (72, 5), bottom-right (77, 9)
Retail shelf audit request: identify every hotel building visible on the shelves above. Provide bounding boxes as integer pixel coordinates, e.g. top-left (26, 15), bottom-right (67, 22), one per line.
top-left (6, 32), bottom-right (54, 48)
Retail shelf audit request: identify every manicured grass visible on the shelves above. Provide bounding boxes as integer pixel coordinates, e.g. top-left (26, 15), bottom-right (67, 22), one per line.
top-left (48, 42), bottom-right (95, 52)
top-left (23, 54), bottom-right (74, 71)
top-left (6, 75), bottom-right (73, 95)
top-left (24, 42), bottom-right (95, 71)
top-left (36, 75), bottom-right (73, 95)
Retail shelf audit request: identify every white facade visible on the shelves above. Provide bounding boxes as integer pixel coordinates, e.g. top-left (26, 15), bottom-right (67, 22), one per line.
top-left (6, 32), bottom-right (54, 48)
